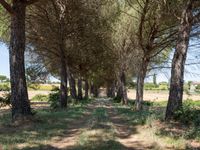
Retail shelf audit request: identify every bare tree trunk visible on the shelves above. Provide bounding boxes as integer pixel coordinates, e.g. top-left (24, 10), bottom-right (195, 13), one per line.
top-left (121, 71), bottom-right (128, 105)
top-left (69, 72), bottom-right (77, 99)
top-left (110, 82), bottom-right (116, 98)
top-left (94, 85), bottom-right (99, 98)
top-left (107, 82), bottom-right (115, 98)
top-left (59, 49), bottom-right (68, 108)
top-left (78, 78), bottom-right (83, 100)
top-left (116, 85), bottom-right (123, 99)
top-left (117, 71), bottom-right (128, 105)
top-left (135, 58), bottom-right (149, 110)
top-left (90, 82), bottom-right (94, 97)
top-left (84, 79), bottom-right (89, 99)
top-left (10, 1), bottom-right (32, 121)
top-left (106, 85), bottom-right (111, 97)
top-left (165, 1), bottom-right (193, 120)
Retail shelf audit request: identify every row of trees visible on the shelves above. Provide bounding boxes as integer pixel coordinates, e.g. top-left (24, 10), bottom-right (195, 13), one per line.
top-left (0, 0), bottom-right (200, 121)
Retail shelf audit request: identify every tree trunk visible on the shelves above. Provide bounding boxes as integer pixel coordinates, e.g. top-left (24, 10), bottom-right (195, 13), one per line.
top-left (59, 50), bottom-right (68, 108)
top-left (165, 1), bottom-right (193, 120)
top-left (116, 85), bottom-right (123, 99)
top-left (106, 84), bottom-right (111, 97)
top-left (69, 72), bottom-right (77, 99)
top-left (94, 85), bottom-right (99, 98)
top-left (90, 82), bottom-right (95, 97)
top-left (10, 1), bottom-right (32, 121)
top-left (78, 78), bottom-right (83, 100)
top-left (120, 71), bottom-right (128, 105)
top-left (110, 82), bottom-right (116, 98)
top-left (84, 79), bottom-right (89, 99)
top-left (116, 71), bottom-right (128, 105)
top-left (107, 82), bottom-right (116, 98)
top-left (135, 57), bottom-right (149, 110)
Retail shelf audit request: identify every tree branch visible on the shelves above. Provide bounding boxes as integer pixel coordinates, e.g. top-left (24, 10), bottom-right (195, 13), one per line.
top-left (0, 0), bottom-right (14, 14)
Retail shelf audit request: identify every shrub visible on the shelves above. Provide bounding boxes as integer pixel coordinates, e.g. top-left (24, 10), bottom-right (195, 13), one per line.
top-left (159, 82), bottom-right (168, 85)
top-left (184, 126), bottom-right (200, 140)
top-left (31, 94), bottom-right (49, 102)
top-left (174, 100), bottom-right (200, 125)
top-left (128, 82), bottom-right (136, 89)
top-left (28, 83), bottom-right (41, 90)
top-left (0, 84), bottom-right (10, 91)
top-left (196, 84), bottom-right (200, 90)
top-left (113, 96), bottom-right (122, 103)
top-left (0, 92), bottom-right (11, 107)
top-left (51, 85), bottom-right (60, 91)
top-left (160, 87), bottom-right (167, 90)
top-left (48, 86), bottom-right (71, 109)
top-left (28, 83), bottom-right (60, 91)
top-left (144, 83), bottom-right (158, 90)
top-left (39, 84), bottom-right (57, 91)
top-left (48, 91), bottom-right (60, 109)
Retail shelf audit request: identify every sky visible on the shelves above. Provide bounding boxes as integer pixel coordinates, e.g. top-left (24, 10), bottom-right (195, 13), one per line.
top-left (1, 42), bottom-right (200, 83)
top-left (0, 43), bottom-right (9, 77)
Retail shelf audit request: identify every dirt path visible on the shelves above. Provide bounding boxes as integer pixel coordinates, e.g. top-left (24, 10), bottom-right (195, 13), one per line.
top-left (100, 99), bottom-right (161, 150)
top-left (48, 99), bottom-right (159, 150)
top-left (106, 103), bottom-right (154, 150)
top-left (47, 100), bottom-right (105, 149)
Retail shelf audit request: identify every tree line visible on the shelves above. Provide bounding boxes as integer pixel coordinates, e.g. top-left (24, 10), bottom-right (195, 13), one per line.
top-left (0, 0), bottom-right (200, 122)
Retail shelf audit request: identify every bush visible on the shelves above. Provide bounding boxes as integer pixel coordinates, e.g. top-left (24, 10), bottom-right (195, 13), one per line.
top-left (28, 83), bottom-right (41, 90)
top-left (144, 83), bottom-right (158, 90)
top-left (51, 85), bottom-right (60, 91)
top-left (0, 84), bottom-right (10, 91)
top-left (40, 84), bottom-right (59, 91)
top-left (28, 83), bottom-right (60, 91)
top-left (113, 96), bottom-right (122, 103)
top-left (196, 84), bottom-right (200, 90)
top-left (174, 100), bottom-right (200, 125)
top-left (128, 82), bottom-right (136, 89)
top-left (185, 126), bottom-right (200, 140)
top-left (0, 92), bottom-right (11, 107)
top-left (48, 91), bottom-right (60, 109)
top-left (31, 94), bottom-right (49, 102)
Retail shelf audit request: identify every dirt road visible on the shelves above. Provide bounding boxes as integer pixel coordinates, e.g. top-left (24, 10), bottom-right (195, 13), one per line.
top-left (39, 99), bottom-right (176, 150)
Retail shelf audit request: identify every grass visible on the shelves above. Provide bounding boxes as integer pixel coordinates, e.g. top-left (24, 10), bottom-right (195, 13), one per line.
top-left (31, 94), bottom-right (49, 102)
top-left (113, 100), bottom-right (200, 149)
top-left (0, 98), bottom-right (200, 150)
top-left (28, 84), bottom-right (59, 91)
top-left (70, 106), bottom-right (124, 150)
top-left (0, 105), bottom-right (87, 150)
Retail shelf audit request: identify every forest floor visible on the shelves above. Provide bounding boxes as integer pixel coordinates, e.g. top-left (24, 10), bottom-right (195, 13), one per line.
top-left (0, 99), bottom-right (200, 150)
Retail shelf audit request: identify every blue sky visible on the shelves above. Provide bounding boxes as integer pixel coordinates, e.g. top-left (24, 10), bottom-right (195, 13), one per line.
top-left (0, 43), bottom-right (9, 77)
top-left (1, 42), bottom-right (200, 83)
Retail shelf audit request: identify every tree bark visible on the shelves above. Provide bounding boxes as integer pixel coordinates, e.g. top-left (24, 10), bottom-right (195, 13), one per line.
top-left (78, 78), bottom-right (83, 100)
top-left (117, 71), bottom-right (128, 105)
top-left (90, 82), bottom-right (95, 96)
top-left (59, 49), bottom-right (68, 108)
top-left (165, 1), bottom-right (193, 120)
top-left (94, 85), bottom-right (99, 98)
top-left (84, 79), bottom-right (89, 99)
top-left (116, 85), bottom-right (123, 99)
top-left (120, 71), bottom-right (128, 105)
top-left (69, 72), bottom-right (77, 99)
top-left (10, 1), bottom-right (32, 121)
top-left (107, 82), bottom-right (115, 98)
top-left (135, 57), bottom-right (149, 110)
top-left (110, 82), bottom-right (116, 98)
